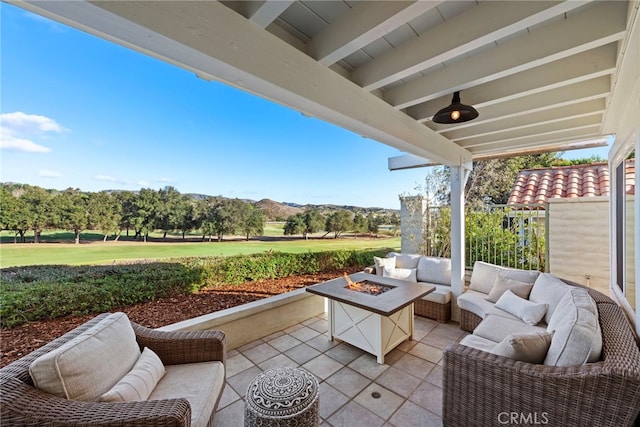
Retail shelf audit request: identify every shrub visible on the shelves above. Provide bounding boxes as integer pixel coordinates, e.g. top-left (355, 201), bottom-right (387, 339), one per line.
top-left (0, 248), bottom-right (391, 327)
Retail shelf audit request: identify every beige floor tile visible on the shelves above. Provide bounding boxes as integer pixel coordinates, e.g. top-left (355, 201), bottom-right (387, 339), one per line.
top-left (348, 353), bottom-right (389, 379)
top-left (392, 353), bottom-right (436, 380)
top-left (226, 365), bottom-right (262, 397)
top-left (302, 354), bottom-right (343, 380)
top-left (212, 399), bottom-right (245, 427)
top-left (408, 342), bottom-right (444, 364)
top-left (242, 342), bottom-right (280, 365)
top-left (327, 401), bottom-right (386, 427)
top-left (325, 367), bottom-right (371, 398)
top-left (225, 353), bottom-right (254, 378)
top-left (289, 325), bottom-right (321, 341)
top-left (319, 381), bottom-right (350, 420)
top-left (258, 353), bottom-right (298, 371)
top-left (306, 333), bottom-right (339, 352)
top-left (375, 366), bottom-right (421, 398)
top-left (285, 343), bottom-right (322, 365)
top-left (325, 343), bottom-right (364, 365)
top-left (268, 333), bottom-right (302, 352)
top-left (388, 400), bottom-right (443, 427)
top-left (408, 380), bottom-right (443, 416)
top-left (217, 384), bottom-right (241, 410)
top-left (353, 383), bottom-right (404, 420)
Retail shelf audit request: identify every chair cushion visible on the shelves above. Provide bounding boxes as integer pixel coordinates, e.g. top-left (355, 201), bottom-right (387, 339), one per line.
top-left (544, 288), bottom-right (602, 366)
top-left (149, 361), bottom-right (225, 427)
top-left (495, 290), bottom-right (548, 325)
top-left (29, 312), bottom-right (140, 401)
top-left (100, 347), bottom-right (166, 402)
top-left (458, 290), bottom-right (522, 322)
top-left (459, 334), bottom-right (498, 352)
top-left (374, 256), bottom-right (396, 275)
top-left (529, 273), bottom-right (571, 324)
top-left (469, 261), bottom-right (539, 294)
top-left (383, 266), bottom-right (417, 282)
top-left (416, 256), bottom-right (451, 285)
top-left (486, 273), bottom-right (534, 303)
top-left (387, 252), bottom-right (421, 269)
top-left (474, 315), bottom-right (546, 343)
top-left (420, 285), bottom-right (452, 304)
top-left (491, 331), bottom-right (553, 363)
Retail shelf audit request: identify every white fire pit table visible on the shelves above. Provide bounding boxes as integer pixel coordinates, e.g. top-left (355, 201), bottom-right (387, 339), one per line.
top-left (306, 272), bottom-right (434, 364)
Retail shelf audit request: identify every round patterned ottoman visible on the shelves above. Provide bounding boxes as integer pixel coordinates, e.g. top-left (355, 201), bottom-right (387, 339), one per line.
top-left (244, 367), bottom-right (319, 427)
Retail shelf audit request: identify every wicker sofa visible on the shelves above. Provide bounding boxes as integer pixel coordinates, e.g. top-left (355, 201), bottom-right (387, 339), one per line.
top-left (365, 252), bottom-right (453, 322)
top-left (0, 312), bottom-right (226, 426)
top-left (444, 263), bottom-right (640, 427)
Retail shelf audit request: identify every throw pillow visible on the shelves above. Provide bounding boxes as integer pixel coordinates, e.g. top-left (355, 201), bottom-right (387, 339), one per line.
top-left (386, 252), bottom-right (421, 269)
top-left (495, 290), bottom-right (548, 325)
top-left (486, 273), bottom-right (534, 303)
top-left (416, 256), bottom-right (451, 285)
top-left (529, 273), bottom-right (570, 324)
top-left (29, 312), bottom-right (140, 401)
top-left (100, 347), bottom-right (166, 402)
top-left (374, 256), bottom-right (396, 276)
top-left (491, 331), bottom-right (553, 363)
top-left (382, 266), bottom-right (417, 282)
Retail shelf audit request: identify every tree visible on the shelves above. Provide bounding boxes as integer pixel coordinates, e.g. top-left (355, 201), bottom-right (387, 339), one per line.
top-left (301, 209), bottom-right (325, 240)
top-left (325, 210), bottom-right (352, 238)
top-left (240, 205), bottom-right (265, 241)
top-left (55, 189), bottom-right (89, 244)
top-left (284, 213), bottom-right (305, 236)
top-left (156, 186), bottom-right (184, 240)
top-left (0, 186), bottom-right (30, 242)
top-left (130, 188), bottom-right (159, 242)
top-left (353, 213), bottom-right (368, 237)
top-left (210, 198), bottom-right (245, 241)
top-left (178, 195), bottom-right (198, 239)
top-left (87, 191), bottom-right (122, 241)
top-left (22, 185), bottom-right (54, 243)
top-left (366, 213), bottom-right (381, 236)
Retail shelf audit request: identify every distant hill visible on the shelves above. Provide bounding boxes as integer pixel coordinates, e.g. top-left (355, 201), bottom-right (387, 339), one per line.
top-left (255, 199), bottom-right (304, 221)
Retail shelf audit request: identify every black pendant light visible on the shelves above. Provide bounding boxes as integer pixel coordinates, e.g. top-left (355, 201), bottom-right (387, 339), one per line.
top-left (432, 91), bottom-right (479, 124)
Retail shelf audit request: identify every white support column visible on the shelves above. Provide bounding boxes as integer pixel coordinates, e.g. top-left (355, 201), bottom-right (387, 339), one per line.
top-left (450, 162), bottom-right (472, 321)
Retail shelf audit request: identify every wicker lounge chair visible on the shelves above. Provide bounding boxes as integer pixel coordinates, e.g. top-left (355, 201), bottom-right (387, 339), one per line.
top-left (1, 313), bottom-right (226, 426)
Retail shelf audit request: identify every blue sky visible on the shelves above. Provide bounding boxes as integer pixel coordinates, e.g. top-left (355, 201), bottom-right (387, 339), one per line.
top-left (0, 4), bottom-right (608, 210)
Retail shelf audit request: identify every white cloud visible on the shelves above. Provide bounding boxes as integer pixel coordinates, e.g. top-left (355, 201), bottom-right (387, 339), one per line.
top-left (39, 169), bottom-right (62, 178)
top-left (95, 175), bottom-right (117, 182)
top-left (137, 180), bottom-right (150, 187)
top-left (0, 135), bottom-right (51, 152)
top-left (0, 112), bottom-right (67, 153)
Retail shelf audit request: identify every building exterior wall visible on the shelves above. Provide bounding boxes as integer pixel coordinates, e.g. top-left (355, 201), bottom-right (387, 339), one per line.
top-left (548, 197), bottom-right (610, 294)
top-left (399, 196), bottom-right (426, 254)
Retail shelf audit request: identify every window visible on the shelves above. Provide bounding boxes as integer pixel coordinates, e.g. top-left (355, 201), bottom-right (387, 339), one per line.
top-left (615, 152), bottom-right (636, 310)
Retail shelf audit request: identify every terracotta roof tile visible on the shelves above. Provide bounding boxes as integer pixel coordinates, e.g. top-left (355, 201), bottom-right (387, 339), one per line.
top-left (508, 160), bottom-right (635, 205)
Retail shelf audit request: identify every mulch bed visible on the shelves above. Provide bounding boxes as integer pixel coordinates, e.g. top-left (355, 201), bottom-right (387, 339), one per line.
top-left (0, 267), bottom-right (361, 368)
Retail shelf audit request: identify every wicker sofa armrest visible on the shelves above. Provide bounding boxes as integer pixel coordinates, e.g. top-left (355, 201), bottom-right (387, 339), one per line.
top-left (0, 375), bottom-right (191, 426)
top-left (443, 342), bottom-right (640, 427)
top-left (132, 322), bottom-right (226, 365)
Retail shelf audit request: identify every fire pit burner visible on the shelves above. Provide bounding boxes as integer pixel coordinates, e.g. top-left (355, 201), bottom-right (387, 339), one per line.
top-left (344, 273), bottom-right (393, 296)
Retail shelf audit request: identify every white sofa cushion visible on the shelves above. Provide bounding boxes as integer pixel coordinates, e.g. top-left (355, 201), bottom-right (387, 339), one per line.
top-left (387, 252), bottom-right (422, 269)
top-left (383, 266), bottom-right (417, 282)
top-left (459, 334), bottom-right (497, 353)
top-left (544, 288), bottom-right (602, 366)
top-left (416, 256), bottom-right (451, 285)
top-left (491, 331), bottom-right (553, 363)
top-left (374, 256), bottom-right (396, 275)
top-left (486, 273), bottom-right (533, 303)
top-left (457, 290), bottom-right (522, 322)
top-left (420, 284), bottom-right (452, 304)
top-left (470, 261), bottom-right (539, 294)
top-left (29, 312), bottom-right (140, 401)
top-left (529, 273), bottom-right (571, 324)
top-left (149, 361), bottom-right (225, 427)
top-left (495, 290), bottom-right (548, 326)
top-left (100, 347), bottom-right (165, 402)
top-left (474, 315), bottom-right (546, 343)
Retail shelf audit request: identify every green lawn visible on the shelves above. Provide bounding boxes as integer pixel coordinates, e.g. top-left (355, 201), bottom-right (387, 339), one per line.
top-left (0, 236), bottom-right (400, 267)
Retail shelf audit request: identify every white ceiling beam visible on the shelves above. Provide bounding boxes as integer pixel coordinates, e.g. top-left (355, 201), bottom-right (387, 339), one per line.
top-left (470, 135), bottom-right (609, 160)
top-left (384, 1), bottom-right (627, 109)
top-left (432, 76), bottom-right (611, 134)
top-left (307, 1), bottom-right (443, 66)
top-left (246, 1), bottom-right (295, 29)
top-left (351, 0), bottom-right (589, 91)
top-left (388, 154), bottom-right (435, 171)
top-left (19, 0), bottom-right (470, 166)
top-left (468, 130), bottom-right (604, 157)
top-left (407, 44), bottom-right (617, 122)
top-left (459, 116), bottom-right (603, 148)
top-left (444, 99), bottom-right (606, 141)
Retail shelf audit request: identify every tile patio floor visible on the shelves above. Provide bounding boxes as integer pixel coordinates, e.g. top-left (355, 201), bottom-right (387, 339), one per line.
top-left (212, 313), bottom-right (469, 427)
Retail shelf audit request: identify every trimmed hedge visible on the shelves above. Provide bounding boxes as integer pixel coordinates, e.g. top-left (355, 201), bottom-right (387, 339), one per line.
top-left (0, 249), bottom-right (390, 327)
